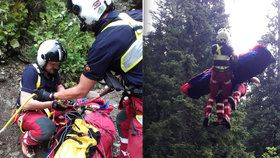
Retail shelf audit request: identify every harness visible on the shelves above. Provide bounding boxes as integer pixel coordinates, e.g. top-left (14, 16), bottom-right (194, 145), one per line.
top-left (19, 64), bottom-right (53, 117)
top-left (100, 13), bottom-right (143, 98)
top-left (33, 64), bottom-right (54, 118)
top-left (213, 44), bottom-right (231, 72)
top-left (101, 13), bottom-right (143, 129)
top-left (101, 12), bottom-right (143, 73)
top-left (16, 64), bottom-right (54, 133)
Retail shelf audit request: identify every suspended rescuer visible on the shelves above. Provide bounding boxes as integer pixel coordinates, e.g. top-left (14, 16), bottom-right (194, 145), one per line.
top-left (203, 28), bottom-right (238, 129)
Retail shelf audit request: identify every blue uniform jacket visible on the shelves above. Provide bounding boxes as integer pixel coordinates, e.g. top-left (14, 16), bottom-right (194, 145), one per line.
top-left (17, 64), bottom-right (61, 103)
top-left (82, 10), bottom-right (143, 88)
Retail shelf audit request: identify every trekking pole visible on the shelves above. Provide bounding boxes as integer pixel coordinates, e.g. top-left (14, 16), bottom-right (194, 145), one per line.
top-left (0, 93), bottom-right (36, 133)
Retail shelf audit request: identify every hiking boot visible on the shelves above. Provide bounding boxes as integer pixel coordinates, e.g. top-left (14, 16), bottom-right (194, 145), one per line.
top-left (203, 117), bottom-right (210, 127)
top-left (221, 117), bottom-right (231, 129)
top-left (21, 142), bottom-right (35, 158)
top-left (228, 96), bottom-right (236, 111)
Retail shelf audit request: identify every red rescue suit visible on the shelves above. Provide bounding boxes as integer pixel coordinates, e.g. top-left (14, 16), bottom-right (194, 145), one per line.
top-left (231, 83), bottom-right (247, 104)
top-left (14, 110), bottom-right (55, 146)
top-left (117, 96), bottom-right (142, 158)
top-left (204, 43), bottom-right (234, 121)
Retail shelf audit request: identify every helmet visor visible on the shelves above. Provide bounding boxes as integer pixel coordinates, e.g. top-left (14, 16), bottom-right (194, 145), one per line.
top-left (45, 45), bottom-right (66, 62)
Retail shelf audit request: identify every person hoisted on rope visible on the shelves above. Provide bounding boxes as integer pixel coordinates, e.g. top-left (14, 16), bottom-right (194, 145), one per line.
top-left (203, 28), bottom-right (238, 129)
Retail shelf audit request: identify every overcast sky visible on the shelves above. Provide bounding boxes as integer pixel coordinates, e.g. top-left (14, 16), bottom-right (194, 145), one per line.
top-left (145, 0), bottom-right (275, 54)
top-left (144, 0), bottom-right (157, 34)
top-left (225, 0), bottom-right (274, 53)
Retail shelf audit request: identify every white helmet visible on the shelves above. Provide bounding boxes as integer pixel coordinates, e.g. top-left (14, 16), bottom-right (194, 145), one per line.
top-left (67, 0), bottom-right (114, 31)
top-left (216, 28), bottom-right (231, 44)
top-left (37, 40), bottom-right (67, 68)
top-left (250, 77), bottom-right (261, 86)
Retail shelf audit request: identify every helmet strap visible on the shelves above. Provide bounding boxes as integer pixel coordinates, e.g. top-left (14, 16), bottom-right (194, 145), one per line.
top-left (79, 12), bottom-right (111, 33)
top-left (80, 19), bottom-right (101, 33)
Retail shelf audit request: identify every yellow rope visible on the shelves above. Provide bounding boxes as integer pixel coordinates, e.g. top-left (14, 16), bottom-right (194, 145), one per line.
top-left (0, 93), bottom-right (36, 133)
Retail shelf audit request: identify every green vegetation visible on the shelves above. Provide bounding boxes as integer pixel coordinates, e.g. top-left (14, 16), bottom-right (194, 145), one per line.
top-left (0, 0), bottom-right (28, 53)
top-left (0, 0), bottom-right (138, 87)
top-left (144, 0), bottom-right (280, 157)
top-left (26, 0), bottom-right (92, 87)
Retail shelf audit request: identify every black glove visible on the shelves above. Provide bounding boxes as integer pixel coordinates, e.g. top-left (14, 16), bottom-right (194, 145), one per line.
top-left (52, 100), bottom-right (67, 111)
top-left (35, 89), bottom-right (54, 101)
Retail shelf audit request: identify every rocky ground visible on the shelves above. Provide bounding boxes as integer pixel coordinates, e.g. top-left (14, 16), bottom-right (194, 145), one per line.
top-left (0, 59), bottom-right (121, 158)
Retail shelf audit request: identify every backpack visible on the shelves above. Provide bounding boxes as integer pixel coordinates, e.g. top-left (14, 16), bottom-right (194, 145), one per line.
top-left (52, 118), bottom-right (102, 158)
